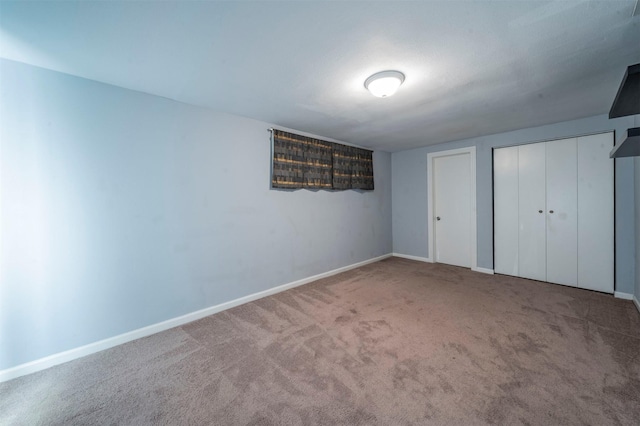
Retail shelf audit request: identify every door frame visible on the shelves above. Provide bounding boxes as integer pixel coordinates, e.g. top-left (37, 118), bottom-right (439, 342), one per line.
top-left (427, 146), bottom-right (477, 271)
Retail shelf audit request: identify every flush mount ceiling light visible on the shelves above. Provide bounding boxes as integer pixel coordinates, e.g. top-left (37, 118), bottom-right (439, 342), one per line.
top-left (364, 70), bottom-right (405, 98)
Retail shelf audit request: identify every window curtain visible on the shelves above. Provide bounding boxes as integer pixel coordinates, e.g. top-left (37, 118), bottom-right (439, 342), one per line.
top-left (271, 129), bottom-right (374, 190)
top-left (332, 144), bottom-right (374, 190)
top-left (272, 130), bottom-right (332, 189)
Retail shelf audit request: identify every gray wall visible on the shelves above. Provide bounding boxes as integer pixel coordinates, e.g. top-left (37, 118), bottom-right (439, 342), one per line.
top-left (0, 59), bottom-right (392, 370)
top-left (392, 114), bottom-right (637, 294)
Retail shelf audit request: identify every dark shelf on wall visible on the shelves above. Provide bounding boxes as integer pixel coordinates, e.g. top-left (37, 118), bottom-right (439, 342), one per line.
top-left (608, 63), bottom-right (640, 158)
top-left (609, 63), bottom-right (640, 119)
top-left (609, 127), bottom-right (640, 158)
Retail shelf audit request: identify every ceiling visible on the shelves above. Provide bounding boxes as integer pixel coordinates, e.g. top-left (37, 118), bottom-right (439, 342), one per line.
top-left (1, 1), bottom-right (639, 152)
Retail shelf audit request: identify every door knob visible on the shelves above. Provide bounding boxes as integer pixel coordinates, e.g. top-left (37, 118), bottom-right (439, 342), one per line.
top-left (549, 210), bottom-right (554, 214)
top-left (436, 216), bottom-right (441, 221)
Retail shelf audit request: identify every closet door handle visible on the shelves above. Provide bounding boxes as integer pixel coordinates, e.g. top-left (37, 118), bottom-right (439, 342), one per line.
top-left (538, 210), bottom-right (543, 213)
top-left (549, 210), bottom-right (554, 214)
top-left (436, 216), bottom-right (441, 221)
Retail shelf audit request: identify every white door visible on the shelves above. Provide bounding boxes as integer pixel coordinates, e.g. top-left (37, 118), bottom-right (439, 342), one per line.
top-left (577, 133), bottom-right (614, 292)
top-left (546, 138), bottom-right (578, 287)
top-left (434, 153), bottom-right (471, 268)
top-left (518, 143), bottom-right (547, 281)
top-left (494, 146), bottom-right (519, 276)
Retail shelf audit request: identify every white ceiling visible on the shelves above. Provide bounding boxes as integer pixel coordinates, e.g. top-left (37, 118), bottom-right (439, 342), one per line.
top-left (1, 1), bottom-right (639, 151)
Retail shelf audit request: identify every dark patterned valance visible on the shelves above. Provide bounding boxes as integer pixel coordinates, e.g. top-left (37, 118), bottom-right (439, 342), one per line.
top-left (271, 129), bottom-right (374, 190)
top-left (332, 143), bottom-right (375, 190)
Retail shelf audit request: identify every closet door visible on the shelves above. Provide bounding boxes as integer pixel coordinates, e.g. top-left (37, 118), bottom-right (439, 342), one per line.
top-left (494, 146), bottom-right (519, 276)
top-left (518, 143), bottom-right (546, 281)
top-left (577, 133), bottom-right (614, 293)
top-left (546, 138), bottom-right (578, 287)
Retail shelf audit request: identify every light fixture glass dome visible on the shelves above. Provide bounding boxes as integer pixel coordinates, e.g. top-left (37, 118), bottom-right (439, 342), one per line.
top-left (365, 70), bottom-right (405, 98)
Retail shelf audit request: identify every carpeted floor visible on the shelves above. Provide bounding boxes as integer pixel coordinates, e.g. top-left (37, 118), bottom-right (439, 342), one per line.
top-left (1, 257), bottom-right (639, 425)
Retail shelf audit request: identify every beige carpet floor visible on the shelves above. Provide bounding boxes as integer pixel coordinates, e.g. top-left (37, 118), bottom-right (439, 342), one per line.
top-left (1, 257), bottom-right (639, 425)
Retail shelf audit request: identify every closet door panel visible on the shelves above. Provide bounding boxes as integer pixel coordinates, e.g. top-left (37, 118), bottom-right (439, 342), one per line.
top-left (577, 133), bottom-right (614, 293)
top-left (546, 138), bottom-right (578, 287)
top-left (494, 147), bottom-right (519, 276)
top-left (518, 143), bottom-right (546, 281)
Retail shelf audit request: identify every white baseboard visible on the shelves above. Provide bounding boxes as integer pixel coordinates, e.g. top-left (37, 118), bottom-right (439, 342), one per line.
top-left (614, 291), bottom-right (634, 300)
top-left (472, 267), bottom-right (494, 275)
top-left (392, 254), bottom-right (493, 275)
top-left (392, 253), bottom-right (433, 263)
top-left (0, 253), bottom-right (392, 384)
top-left (614, 292), bottom-right (640, 314)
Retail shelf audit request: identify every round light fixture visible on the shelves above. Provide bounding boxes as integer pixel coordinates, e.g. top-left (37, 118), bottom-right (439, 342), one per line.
top-left (364, 70), bottom-right (405, 98)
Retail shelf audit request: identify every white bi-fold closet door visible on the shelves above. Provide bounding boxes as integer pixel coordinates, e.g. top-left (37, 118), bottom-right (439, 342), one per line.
top-left (493, 132), bottom-right (614, 293)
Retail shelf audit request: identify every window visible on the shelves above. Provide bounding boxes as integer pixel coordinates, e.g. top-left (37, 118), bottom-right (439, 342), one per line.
top-left (271, 129), bottom-right (374, 190)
